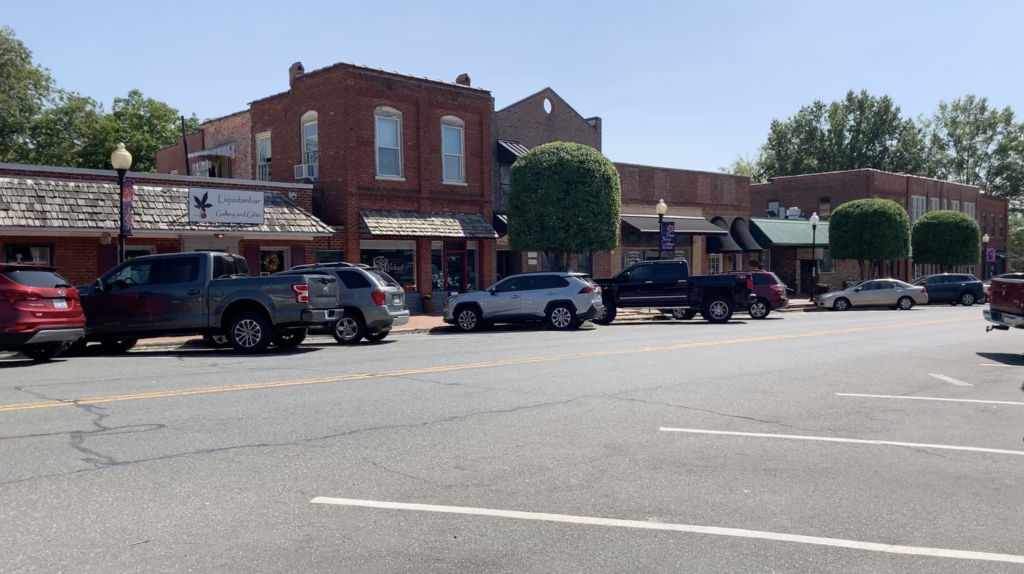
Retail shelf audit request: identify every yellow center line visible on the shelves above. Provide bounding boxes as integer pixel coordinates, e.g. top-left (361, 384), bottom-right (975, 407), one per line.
top-left (0, 317), bottom-right (975, 413)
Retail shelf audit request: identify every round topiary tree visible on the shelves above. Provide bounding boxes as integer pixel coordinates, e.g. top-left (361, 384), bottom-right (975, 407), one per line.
top-left (829, 198), bottom-right (910, 279)
top-left (509, 142), bottom-right (621, 271)
top-left (911, 210), bottom-right (981, 271)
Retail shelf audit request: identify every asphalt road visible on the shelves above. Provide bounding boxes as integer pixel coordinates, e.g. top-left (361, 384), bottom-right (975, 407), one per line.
top-left (1, 305), bottom-right (1022, 573)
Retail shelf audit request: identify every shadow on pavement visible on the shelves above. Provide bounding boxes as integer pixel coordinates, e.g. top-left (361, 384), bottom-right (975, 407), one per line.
top-left (976, 352), bottom-right (1024, 367)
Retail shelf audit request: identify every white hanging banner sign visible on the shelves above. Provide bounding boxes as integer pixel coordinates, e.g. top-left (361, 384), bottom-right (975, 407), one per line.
top-left (188, 187), bottom-right (265, 224)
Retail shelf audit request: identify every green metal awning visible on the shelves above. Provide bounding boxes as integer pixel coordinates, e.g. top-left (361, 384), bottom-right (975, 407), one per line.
top-left (750, 217), bottom-right (829, 246)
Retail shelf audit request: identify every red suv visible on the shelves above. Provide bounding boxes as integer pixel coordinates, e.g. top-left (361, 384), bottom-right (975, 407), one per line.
top-left (0, 264), bottom-right (86, 361)
top-left (740, 270), bottom-right (790, 319)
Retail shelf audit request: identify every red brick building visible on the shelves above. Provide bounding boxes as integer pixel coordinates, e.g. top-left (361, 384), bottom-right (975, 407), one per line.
top-left (750, 169), bottom-right (1010, 292)
top-left (157, 111), bottom-right (253, 180)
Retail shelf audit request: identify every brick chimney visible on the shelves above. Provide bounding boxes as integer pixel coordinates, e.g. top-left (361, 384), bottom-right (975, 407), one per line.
top-left (455, 73), bottom-right (471, 86)
top-left (289, 62), bottom-right (305, 87)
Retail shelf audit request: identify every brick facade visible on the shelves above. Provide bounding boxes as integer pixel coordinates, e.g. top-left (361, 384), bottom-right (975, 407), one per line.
top-left (157, 111), bottom-right (252, 180)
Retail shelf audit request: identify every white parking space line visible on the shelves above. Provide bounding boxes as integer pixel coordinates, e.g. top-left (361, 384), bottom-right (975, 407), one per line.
top-left (837, 393), bottom-right (1024, 407)
top-left (928, 373), bottom-right (973, 386)
top-left (310, 497), bottom-right (1024, 565)
top-left (658, 428), bottom-right (1024, 457)
top-left (979, 363), bottom-right (1019, 368)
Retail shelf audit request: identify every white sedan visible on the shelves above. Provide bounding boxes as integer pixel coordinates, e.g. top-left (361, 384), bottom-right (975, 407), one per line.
top-left (815, 279), bottom-right (928, 311)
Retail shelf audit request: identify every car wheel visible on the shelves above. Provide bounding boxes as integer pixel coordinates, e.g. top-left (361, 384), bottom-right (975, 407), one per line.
top-left (593, 302), bottom-right (617, 325)
top-left (365, 330), bottom-right (390, 343)
top-left (701, 297), bottom-right (734, 323)
top-left (228, 312), bottom-right (273, 353)
top-left (547, 304), bottom-right (576, 330)
top-left (22, 343), bottom-right (63, 362)
top-left (332, 312), bottom-right (366, 344)
top-left (100, 338), bottom-right (138, 354)
top-left (671, 308), bottom-right (697, 320)
top-left (897, 296), bottom-right (914, 310)
top-left (454, 306), bottom-right (482, 332)
top-left (833, 298), bottom-right (851, 311)
top-left (748, 298), bottom-right (771, 319)
top-left (960, 292), bottom-right (976, 306)
top-left (274, 329), bottom-right (307, 349)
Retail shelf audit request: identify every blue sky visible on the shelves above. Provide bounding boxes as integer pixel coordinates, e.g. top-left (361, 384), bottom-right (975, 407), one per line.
top-left (6, 0), bottom-right (1023, 172)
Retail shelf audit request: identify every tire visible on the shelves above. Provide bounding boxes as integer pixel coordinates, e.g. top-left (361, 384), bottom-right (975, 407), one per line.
top-left (897, 296), bottom-right (914, 310)
top-left (453, 305), bottom-right (482, 332)
top-left (748, 298), bottom-right (771, 319)
top-left (593, 302), bottom-right (617, 325)
top-left (960, 292), bottom-right (976, 306)
top-left (274, 329), bottom-right (307, 349)
top-left (22, 343), bottom-right (62, 362)
top-left (701, 297), bottom-right (734, 323)
top-left (671, 308), bottom-right (697, 320)
top-left (100, 338), bottom-right (138, 354)
top-left (833, 298), bottom-right (851, 311)
top-left (365, 330), bottom-right (390, 343)
top-left (228, 311), bottom-right (273, 353)
top-left (547, 304), bottom-right (576, 330)
top-left (332, 311), bottom-right (366, 344)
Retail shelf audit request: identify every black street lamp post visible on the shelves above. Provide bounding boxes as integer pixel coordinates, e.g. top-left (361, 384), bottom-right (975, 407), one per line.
top-left (809, 212), bottom-right (819, 299)
top-left (656, 198), bottom-right (667, 260)
top-left (110, 143), bottom-right (133, 263)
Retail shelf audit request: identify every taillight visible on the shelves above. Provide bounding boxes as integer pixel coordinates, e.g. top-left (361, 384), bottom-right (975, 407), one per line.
top-left (746, 276), bottom-right (753, 291)
top-left (578, 286), bottom-right (595, 294)
top-left (1, 290), bottom-right (39, 303)
top-left (919, 287), bottom-right (926, 294)
top-left (371, 290), bottom-right (386, 306)
top-left (292, 284), bottom-right (310, 303)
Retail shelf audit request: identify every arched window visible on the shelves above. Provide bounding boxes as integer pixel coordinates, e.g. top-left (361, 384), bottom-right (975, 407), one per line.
top-left (441, 115), bottom-right (465, 184)
top-left (375, 107), bottom-right (403, 178)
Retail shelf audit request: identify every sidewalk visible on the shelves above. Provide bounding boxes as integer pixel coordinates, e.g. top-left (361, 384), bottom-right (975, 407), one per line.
top-left (131, 299), bottom-right (817, 350)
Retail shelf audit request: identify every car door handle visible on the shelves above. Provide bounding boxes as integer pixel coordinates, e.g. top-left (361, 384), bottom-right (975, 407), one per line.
top-left (187, 289), bottom-right (200, 295)
top-left (645, 281), bottom-right (654, 284)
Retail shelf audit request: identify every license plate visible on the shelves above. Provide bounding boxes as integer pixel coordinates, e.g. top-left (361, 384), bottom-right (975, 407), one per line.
top-left (53, 299), bottom-right (68, 309)
top-left (392, 295), bottom-right (402, 304)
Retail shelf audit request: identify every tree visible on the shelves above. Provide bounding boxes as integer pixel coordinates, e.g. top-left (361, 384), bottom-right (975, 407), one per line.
top-left (719, 155), bottom-right (758, 180)
top-left (755, 90), bottom-right (925, 181)
top-left (0, 26), bottom-right (56, 162)
top-left (911, 210), bottom-right (981, 271)
top-left (509, 142), bottom-right (621, 271)
top-left (920, 95), bottom-right (1024, 200)
top-left (829, 198), bottom-right (910, 279)
top-left (27, 92), bottom-right (104, 168)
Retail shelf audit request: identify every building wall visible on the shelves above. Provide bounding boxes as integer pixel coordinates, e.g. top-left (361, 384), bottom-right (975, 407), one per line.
top-left (156, 131), bottom-right (204, 176)
top-left (156, 112), bottom-right (252, 180)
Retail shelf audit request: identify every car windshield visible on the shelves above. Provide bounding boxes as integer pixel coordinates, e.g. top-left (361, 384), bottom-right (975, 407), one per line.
top-left (2, 269), bottom-right (72, 288)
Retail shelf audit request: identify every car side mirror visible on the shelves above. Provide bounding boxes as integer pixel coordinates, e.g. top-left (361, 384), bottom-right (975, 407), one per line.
top-left (93, 278), bottom-right (105, 293)
top-left (854, 287), bottom-right (862, 292)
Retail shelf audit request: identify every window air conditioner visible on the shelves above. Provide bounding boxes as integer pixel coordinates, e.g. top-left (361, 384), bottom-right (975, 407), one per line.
top-left (293, 163), bottom-right (318, 180)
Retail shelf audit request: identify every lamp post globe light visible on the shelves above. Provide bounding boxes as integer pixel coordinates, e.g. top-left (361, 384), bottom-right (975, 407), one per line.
top-left (656, 198), bottom-right (667, 260)
top-left (110, 142), bottom-right (132, 263)
top-left (982, 233), bottom-right (990, 280)
top-left (809, 212), bottom-right (819, 298)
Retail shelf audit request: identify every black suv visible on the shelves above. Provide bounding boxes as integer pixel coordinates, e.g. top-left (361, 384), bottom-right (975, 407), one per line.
top-left (911, 273), bottom-right (986, 306)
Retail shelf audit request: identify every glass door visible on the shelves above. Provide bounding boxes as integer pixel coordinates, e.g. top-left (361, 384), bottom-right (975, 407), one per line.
top-left (445, 251), bottom-right (466, 292)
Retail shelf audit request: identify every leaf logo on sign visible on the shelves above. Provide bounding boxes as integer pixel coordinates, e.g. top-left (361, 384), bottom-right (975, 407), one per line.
top-left (193, 192), bottom-right (213, 219)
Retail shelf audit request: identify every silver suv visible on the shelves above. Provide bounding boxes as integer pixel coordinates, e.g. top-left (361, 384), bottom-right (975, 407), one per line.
top-left (279, 263), bottom-right (409, 344)
top-left (443, 272), bottom-right (603, 332)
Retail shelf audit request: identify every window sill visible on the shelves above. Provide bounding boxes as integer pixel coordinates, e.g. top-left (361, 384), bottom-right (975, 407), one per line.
top-left (442, 180), bottom-right (468, 187)
top-left (376, 175), bottom-right (405, 182)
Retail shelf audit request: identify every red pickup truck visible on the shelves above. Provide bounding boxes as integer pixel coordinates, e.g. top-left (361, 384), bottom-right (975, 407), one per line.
top-left (983, 276), bottom-right (1024, 332)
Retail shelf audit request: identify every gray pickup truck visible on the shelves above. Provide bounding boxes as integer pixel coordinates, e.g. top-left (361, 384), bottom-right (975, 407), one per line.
top-left (78, 252), bottom-right (339, 353)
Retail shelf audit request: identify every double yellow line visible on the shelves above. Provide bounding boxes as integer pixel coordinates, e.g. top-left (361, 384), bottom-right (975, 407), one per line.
top-left (0, 317), bottom-right (974, 413)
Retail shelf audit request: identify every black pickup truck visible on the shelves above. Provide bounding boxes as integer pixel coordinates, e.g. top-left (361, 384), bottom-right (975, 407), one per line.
top-left (78, 252), bottom-right (339, 353)
top-left (593, 259), bottom-right (754, 324)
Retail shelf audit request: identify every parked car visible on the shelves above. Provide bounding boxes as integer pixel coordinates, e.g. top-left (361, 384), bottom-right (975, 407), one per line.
top-left (277, 262), bottom-right (409, 344)
top-left (985, 273), bottom-right (1024, 301)
top-left (444, 271), bottom-right (603, 332)
top-left (815, 278), bottom-right (928, 311)
top-left (732, 270), bottom-right (789, 319)
top-left (0, 263), bottom-right (86, 361)
top-left (984, 275), bottom-right (1024, 332)
top-left (911, 273), bottom-right (985, 306)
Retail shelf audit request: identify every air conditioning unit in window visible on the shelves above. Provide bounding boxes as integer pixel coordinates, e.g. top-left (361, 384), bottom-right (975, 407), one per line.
top-left (293, 163), bottom-right (318, 180)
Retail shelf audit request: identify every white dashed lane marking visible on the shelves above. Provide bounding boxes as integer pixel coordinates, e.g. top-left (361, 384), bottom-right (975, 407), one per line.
top-left (928, 373), bottom-right (973, 386)
top-left (837, 393), bottom-right (1024, 406)
top-left (310, 497), bottom-right (1024, 565)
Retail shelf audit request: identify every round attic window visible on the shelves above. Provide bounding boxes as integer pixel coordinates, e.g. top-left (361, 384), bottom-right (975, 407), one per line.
top-left (543, 98), bottom-right (552, 114)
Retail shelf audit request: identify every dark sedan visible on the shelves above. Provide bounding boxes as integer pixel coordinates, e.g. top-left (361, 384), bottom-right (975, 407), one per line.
top-left (911, 273), bottom-right (985, 306)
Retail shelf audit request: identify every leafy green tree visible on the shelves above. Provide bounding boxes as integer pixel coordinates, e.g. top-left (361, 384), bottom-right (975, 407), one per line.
top-left (911, 210), bottom-right (981, 271)
top-left (1008, 210), bottom-right (1024, 273)
top-left (719, 155), bottom-right (758, 180)
top-left (0, 26), bottom-right (56, 161)
top-left (27, 92), bottom-right (105, 168)
top-left (920, 95), bottom-right (1024, 200)
top-left (509, 142), bottom-right (621, 271)
top-left (829, 198), bottom-right (910, 279)
top-left (755, 90), bottom-right (925, 180)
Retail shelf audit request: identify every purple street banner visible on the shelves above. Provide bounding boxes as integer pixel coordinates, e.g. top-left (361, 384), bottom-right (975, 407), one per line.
top-left (660, 220), bottom-right (675, 252)
top-left (986, 247), bottom-right (996, 263)
top-left (121, 180), bottom-right (134, 237)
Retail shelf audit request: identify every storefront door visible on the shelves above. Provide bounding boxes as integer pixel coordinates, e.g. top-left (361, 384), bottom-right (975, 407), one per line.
top-left (445, 250), bottom-right (466, 292)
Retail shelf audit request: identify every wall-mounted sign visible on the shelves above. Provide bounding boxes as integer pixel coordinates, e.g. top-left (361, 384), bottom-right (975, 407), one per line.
top-left (188, 187), bottom-right (265, 224)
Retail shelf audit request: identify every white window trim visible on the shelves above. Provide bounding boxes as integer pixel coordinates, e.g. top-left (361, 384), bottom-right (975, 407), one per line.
top-left (441, 116), bottom-right (466, 184)
top-left (301, 111), bottom-right (318, 165)
top-left (929, 197), bottom-right (939, 212)
top-left (256, 131), bottom-right (272, 181)
top-left (375, 107), bottom-right (403, 179)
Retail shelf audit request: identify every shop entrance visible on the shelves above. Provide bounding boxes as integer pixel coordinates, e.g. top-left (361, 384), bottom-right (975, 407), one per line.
top-left (445, 247), bottom-right (467, 292)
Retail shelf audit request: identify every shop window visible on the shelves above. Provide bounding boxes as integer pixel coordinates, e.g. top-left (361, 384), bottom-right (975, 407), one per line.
top-left (361, 247), bottom-right (415, 289)
top-left (259, 248), bottom-right (287, 276)
top-left (315, 250), bottom-right (344, 264)
top-left (708, 253), bottom-right (722, 274)
top-left (4, 244), bottom-right (53, 265)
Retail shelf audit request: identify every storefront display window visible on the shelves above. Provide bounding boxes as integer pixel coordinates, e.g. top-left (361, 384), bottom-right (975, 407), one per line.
top-left (4, 244), bottom-right (52, 265)
top-left (362, 245), bottom-right (415, 290)
top-left (260, 248), bottom-right (287, 275)
top-left (316, 250), bottom-right (344, 264)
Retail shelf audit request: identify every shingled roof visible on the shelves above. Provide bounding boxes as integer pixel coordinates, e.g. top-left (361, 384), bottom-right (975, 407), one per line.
top-left (359, 209), bottom-right (498, 239)
top-left (0, 176), bottom-right (334, 236)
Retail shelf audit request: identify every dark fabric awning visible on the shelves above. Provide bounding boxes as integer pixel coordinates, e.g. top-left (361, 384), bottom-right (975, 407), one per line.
top-left (359, 209), bottom-right (498, 239)
top-left (621, 214), bottom-right (727, 235)
top-left (497, 139), bottom-right (530, 163)
top-left (493, 212), bottom-right (508, 236)
top-left (707, 217), bottom-right (743, 253)
top-left (730, 218), bottom-right (763, 252)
